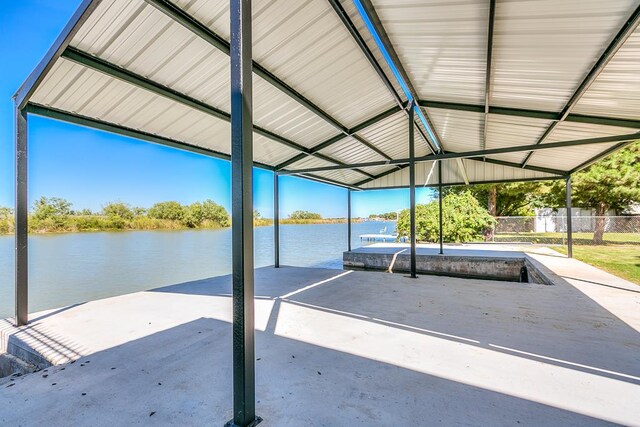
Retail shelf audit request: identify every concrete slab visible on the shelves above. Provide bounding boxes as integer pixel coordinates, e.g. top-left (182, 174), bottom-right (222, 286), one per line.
top-left (1, 265), bottom-right (639, 426)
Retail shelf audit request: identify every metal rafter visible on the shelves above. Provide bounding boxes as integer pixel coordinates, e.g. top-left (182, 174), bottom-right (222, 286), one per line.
top-left (418, 100), bottom-right (640, 129)
top-left (521, 4), bottom-right (640, 167)
top-left (569, 139), bottom-right (639, 174)
top-left (278, 132), bottom-right (639, 176)
top-left (358, 175), bottom-right (566, 191)
top-left (353, 156), bottom-right (567, 188)
top-left (144, 0), bottom-right (393, 170)
top-left (483, 0), bottom-right (496, 150)
top-left (61, 47), bottom-right (377, 179)
top-left (25, 103), bottom-right (275, 171)
top-left (276, 105), bottom-right (401, 170)
top-left (327, 0), bottom-right (440, 154)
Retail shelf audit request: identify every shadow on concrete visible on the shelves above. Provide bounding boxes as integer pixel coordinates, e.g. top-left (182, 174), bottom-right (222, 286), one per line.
top-left (3, 266), bottom-right (639, 425)
top-left (152, 267), bottom-right (640, 386)
top-left (561, 276), bottom-right (640, 294)
top-left (0, 317), bottom-right (622, 426)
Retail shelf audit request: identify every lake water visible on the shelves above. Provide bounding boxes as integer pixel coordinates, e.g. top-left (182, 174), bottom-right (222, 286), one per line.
top-left (0, 221), bottom-right (395, 318)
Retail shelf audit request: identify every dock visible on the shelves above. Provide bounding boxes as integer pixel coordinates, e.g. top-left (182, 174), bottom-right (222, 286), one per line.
top-left (359, 233), bottom-right (401, 242)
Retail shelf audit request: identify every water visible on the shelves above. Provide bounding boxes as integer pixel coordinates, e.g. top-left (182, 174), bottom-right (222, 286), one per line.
top-left (0, 221), bottom-right (395, 318)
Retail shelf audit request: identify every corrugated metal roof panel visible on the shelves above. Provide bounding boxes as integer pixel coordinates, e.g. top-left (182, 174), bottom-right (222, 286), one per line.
top-left (485, 114), bottom-right (554, 164)
top-left (70, 0), bottom-right (339, 149)
top-left (370, 0), bottom-right (489, 104)
top-left (573, 27), bottom-right (640, 120)
top-left (20, 0), bottom-right (640, 189)
top-left (545, 121), bottom-right (639, 143)
top-left (526, 143), bottom-right (621, 171)
top-left (180, 0), bottom-right (396, 127)
top-left (339, 0), bottom-right (409, 104)
top-left (31, 59), bottom-right (312, 165)
top-left (357, 164), bottom-right (398, 178)
top-left (356, 111), bottom-right (430, 160)
top-left (425, 108), bottom-right (483, 153)
top-left (526, 121), bottom-right (639, 169)
top-left (313, 168), bottom-right (370, 185)
top-left (286, 155), bottom-right (336, 171)
top-left (253, 133), bottom-right (301, 167)
top-left (318, 137), bottom-right (388, 165)
top-left (492, 0), bottom-right (637, 111)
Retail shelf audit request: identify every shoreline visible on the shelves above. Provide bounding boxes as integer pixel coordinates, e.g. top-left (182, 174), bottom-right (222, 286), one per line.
top-left (0, 218), bottom-right (375, 235)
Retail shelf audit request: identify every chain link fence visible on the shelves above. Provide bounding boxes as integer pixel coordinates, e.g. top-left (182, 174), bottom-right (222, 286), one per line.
top-left (491, 216), bottom-right (640, 245)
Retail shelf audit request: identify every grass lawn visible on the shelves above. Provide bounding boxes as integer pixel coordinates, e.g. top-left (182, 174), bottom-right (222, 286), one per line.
top-left (495, 232), bottom-right (640, 245)
top-left (552, 245), bottom-right (640, 285)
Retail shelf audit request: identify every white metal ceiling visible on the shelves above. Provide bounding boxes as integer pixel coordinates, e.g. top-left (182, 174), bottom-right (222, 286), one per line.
top-left (22, 0), bottom-right (640, 189)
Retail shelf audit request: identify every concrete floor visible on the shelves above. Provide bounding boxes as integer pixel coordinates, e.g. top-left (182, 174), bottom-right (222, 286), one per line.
top-left (1, 254), bottom-right (640, 425)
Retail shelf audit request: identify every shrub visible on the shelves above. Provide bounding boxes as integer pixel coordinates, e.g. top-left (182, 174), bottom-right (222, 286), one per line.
top-left (102, 202), bottom-right (134, 220)
top-left (289, 210), bottom-right (322, 220)
top-left (397, 191), bottom-right (495, 243)
top-left (183, 200), bottom-right (230, 228)
top-left (32, 197), bottom-right (72, 219)
top-left (148, 201), bottom-right (185, 221)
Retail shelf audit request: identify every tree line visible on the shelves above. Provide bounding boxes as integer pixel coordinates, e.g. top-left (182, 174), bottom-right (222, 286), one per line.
top-left (0, 197), bottom-right (230, 233)
top-left (0, 199), bottom-right (339, 234)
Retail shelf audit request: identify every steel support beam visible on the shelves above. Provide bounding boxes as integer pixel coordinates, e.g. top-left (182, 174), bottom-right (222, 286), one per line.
top-left (483, 0), bottom-right (496, 150)
top-left (228, 0), bottom-right (260, 425)
top-left (353, 156), bottom-right (566, 188)
top-left (25, 103), bottom-right (275, 171)
top-left (438, 160), bottom-right (443, 255)
top-left (409, 104), bottom-right (417, 278)
top-left (521, 4), bottom-right (640, 167)
top-left (280, 132), bottom-right (639, 176)
top-left (299, 173), bottom-right (362, 191)
top-left (359, 175), bottom-right (565, 191)
top-left (417, 100), bottom-right (640, 129)
top-left (274, 173), bottom-right (280, 268)
top-left (347, 190), bottom-right (352, 252)
top-left (15, 107), bottom-right (28, 327)
top-left (566, 176), bottom-right (573, 259)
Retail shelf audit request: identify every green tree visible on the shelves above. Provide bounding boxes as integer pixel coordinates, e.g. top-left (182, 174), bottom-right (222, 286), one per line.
top-left (32, 197), bottom-right (73, 220)
top-left (289, 210), bottom-right (322, 220)
top-left (183, 200), bottom-right (230, 228)
top-left (397, 191), bottom-right (495, 243)
top-left (102, 202), bottom-right (134, 220)
top-left (539, 142), bottom-right (640, 243)
top-left (0, 206), bottom-right (13, 220)
top-left (132, 207), bottom-right (147, 217)
top-left (148, 201), bottom-right (185, 221)
top-left (78, 208), bottom-right (93, 216)
top-left (369, 211), bottom-right (398, 220)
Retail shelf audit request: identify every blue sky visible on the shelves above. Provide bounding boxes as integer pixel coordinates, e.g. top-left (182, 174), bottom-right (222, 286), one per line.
top-left (0, 0), bottom-right (435, 218)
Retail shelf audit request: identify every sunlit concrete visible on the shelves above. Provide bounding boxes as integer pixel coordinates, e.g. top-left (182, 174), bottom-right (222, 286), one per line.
top-left (1, 261), bottom-right (639, 426)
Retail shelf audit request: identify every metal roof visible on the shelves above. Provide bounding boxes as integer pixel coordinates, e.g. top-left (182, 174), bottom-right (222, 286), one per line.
top-left (15, 0), bottom-right (640, 190)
